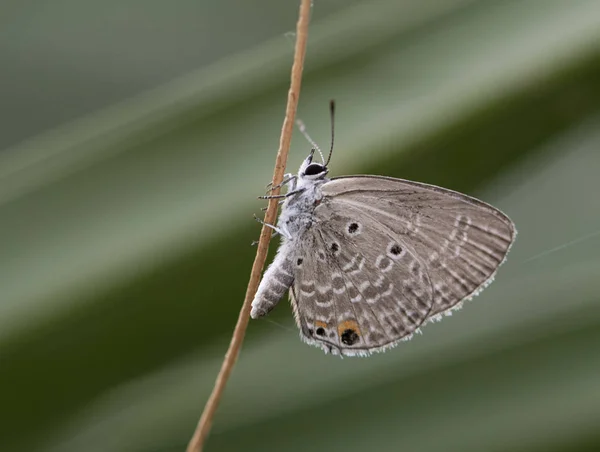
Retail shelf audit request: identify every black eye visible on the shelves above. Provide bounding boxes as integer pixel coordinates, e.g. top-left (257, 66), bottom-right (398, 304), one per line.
top-left (304, 163), bottom-right (324, 176)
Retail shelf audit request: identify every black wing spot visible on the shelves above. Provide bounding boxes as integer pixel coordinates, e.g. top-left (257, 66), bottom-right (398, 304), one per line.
top-left (316, 327), bottom-right (326, 336)
top-left (297, 258), bottom-right (303, 266)
top-left (341, 329), bottom-right (359, 345)
top-left (387, 242), bottom-right (405, 260)
top-left (348, 223), bottom-right (359, 234)
top-left (330, 242), bottom-right (339, 252)
top-left (390, 244), bottom-right (402, 255)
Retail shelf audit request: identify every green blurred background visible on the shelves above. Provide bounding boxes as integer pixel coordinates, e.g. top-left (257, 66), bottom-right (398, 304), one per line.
top-left (2, 0), bottom-right (600, 451)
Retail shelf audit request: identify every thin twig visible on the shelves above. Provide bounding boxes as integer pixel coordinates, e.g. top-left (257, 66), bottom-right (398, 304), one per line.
top-left (186, 1), bottom-right (312, 451)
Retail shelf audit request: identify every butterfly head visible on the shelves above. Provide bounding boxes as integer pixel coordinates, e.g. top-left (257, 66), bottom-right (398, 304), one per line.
top-left (298, 100), bottom-right (337, 182)
top-left (299, 149), bottom-right (329, 181)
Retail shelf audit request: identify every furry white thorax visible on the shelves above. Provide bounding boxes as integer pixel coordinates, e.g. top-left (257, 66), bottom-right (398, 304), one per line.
top-left (276, 154), bottom-right (329, 240)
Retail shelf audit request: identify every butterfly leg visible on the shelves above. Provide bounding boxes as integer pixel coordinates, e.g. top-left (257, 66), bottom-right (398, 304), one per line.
top-left (260, 200), bottom-right (284, 212)
top-left (253, 214), bottom-right (292, 239)
top-left (265, 173), bottom-right (296, 193)
top-left (258, 188), bottom-right (305, 200)
top-left (251, 246), bottom-right (295, 319)
top-left (251, 231), bottom-right (279, 246)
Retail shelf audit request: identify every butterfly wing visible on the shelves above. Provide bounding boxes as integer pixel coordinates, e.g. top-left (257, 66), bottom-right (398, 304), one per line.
top-left (289, 230), bottom-right (347, 355)
top-left (320, 176), bottom-right (516, 320)
top-left (291, 204), bottom-right (434, 356)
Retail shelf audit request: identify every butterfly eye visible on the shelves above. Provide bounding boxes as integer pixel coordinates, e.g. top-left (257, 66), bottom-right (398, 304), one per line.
top-left (304, 163), bottom-right (325, 176)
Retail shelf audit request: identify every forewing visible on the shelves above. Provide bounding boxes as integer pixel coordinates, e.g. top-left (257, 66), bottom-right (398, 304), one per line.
top-left (292, 205), bottom-right (434, 356)
top-left (321, 176), bottom-right (516, 319)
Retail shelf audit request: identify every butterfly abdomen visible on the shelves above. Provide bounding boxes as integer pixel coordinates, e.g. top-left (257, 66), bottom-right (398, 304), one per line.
top-left (250, 247), bottom-right (295, 319)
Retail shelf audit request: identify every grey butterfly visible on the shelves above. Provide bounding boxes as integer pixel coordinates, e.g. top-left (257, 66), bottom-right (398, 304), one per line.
top-left (251, 102), bottom-right (516, 357)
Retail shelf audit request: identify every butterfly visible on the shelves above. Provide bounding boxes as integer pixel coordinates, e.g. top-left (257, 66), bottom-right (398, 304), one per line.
top-left (251, 101), bottom-right (516, 356)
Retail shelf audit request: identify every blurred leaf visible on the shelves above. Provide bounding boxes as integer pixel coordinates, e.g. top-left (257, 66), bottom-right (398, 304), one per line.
top-left (42, 117), bottom-right (600, 452)
top-left (1, 0), bottom-right (600, 451)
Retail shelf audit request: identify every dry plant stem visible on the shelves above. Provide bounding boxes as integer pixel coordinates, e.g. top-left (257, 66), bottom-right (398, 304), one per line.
top-left (186, 1), bottom-right (312, 451)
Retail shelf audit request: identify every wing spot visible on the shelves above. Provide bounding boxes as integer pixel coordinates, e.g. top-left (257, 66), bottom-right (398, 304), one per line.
top-left (337, 320), bottom-right (361, 345)
top-left (381, 283), bottom-right (394, 297)
top-left (347, 285), bottom-right (361, 303)
top-left (387, 242), bottom-right (406, 260)
top-left (342, 254), bottom-right (359, 271)
top-left (341, 329), bottom-right (360, 345)
top-left (316, 327), bottom-right (326, 336)
top-left (330, 242), bottom-right (339, 253)
top-left (349, 256), bottom-right (366, 275)
top-left (332, 274), bottom-right (345, 294)
top-left (409, 261), bottom-right (421, 278)
top-left (363, 284), bottom-right (381, 303)
top-left (375, 254), bottom-right (393, 272)
top-left (346, 221), bottom-right (362, 235)
top-left (316, 285), bottom-right (332, 295)
top-left (359, 281), bottom-right (371, 291)
top-left (297, 258), bottom-right (303, 266)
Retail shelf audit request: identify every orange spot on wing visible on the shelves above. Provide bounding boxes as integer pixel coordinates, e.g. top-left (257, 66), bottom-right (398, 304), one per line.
top-left (337, 320), bottom-right (360, 336)
top-left (315, 320), bottom-right (328, 329)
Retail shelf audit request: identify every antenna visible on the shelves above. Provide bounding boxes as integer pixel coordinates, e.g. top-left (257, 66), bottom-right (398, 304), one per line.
top-left (296, 119), bottom-right (325, 164)
top-left (325, 100), bottom-right (336, 166)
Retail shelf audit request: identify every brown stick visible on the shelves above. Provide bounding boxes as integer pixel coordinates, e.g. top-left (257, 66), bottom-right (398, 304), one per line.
top-left (186, 1), bottom-right (312, 451)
